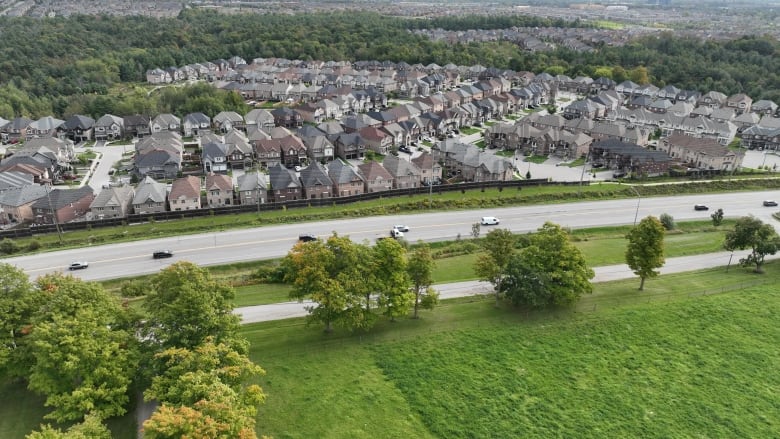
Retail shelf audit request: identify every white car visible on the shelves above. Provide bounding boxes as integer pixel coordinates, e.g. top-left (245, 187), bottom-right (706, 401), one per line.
top-left (480, 216), bottom-right (500, 225)
top-left (390, 228), bottom-right (405, 238)
top-left (393, 225), bottom-right (410, 232)
top-left (68, 261), bottom-right (89, 270)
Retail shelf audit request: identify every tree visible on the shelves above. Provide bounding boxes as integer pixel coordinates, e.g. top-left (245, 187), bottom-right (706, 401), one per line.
top-left (625, 216), bottom-right (666, 291)
top-left (373, 237), bottom-right (414, 322)
top-left (26, 414), bottom-right (111, 439)
top-left (142, 339), bottom-right (265, 439)
top-left (281, 234), bottom-right (363, 332)
top-left (407, 244), bottom-right (439, 319)
top-left (145, 339), bottom-right (264, 406)
top-left (474, 228), bottom-right (516, 306)
top-left (501, 222), bottom-right (594, 308)
top-left (143, 262), bottom-right (244, 352)
top-left (711, 208), bottom-right (724, 226)
top-left (26, 274), bottom-right (138, 423)
top-left (659, 213), bottom-right (675, 230)
top-left (471, 222), bottom-right (481, 239)
top-left (724, 216), bottom-right (780, 273)
top-left (0, 263), bottom-right (41, 377)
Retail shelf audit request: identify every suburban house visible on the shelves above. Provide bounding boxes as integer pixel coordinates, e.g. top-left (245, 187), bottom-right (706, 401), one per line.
top-left (382, 154), bottom-right (422, 189)
top-left (132, 176), bottom-right (168, 214)
top-left (357, 161), bottom-right (394, 193)
top-left (268, 162), bottom-right (302, 202)
top-left (201, 142), bottom-right (229, 174)
top-left (60, 115), bottom-right (95, 142)
top-left (93, 114), bottom-right (124, 141)
top-left (589, 139), bottom-right (675, 177)
top-left (123, 114), bottom-right (153, 139)
top-left (237, 171), bottom-right (267, 206)
top-left (205, 173), bottom-right (234, 207)
top-left (182, 112), bottom-right (211, 137)
top-left (0, 184), bottom-right (48, 225)
top-left (213, 111), bottom-right (245, 133)
top-left (168, 175), bottom-right (202, 211)
top-left (89, 186), bottom-right (134, 219)
top-left (299, 162), bottom-right (334, 199)
top-left (659, 134), bottom-right (743, 171)
top-left (412, 152), bottom-right (443, 185)
top-left (152, 113), bottom-right (181, 133)
top-left (359, 126), bottom-right (392, 155)
top-left (31, 186), bottom-right (94, 224)
top-left (327, 160), bottom-right (365, 197)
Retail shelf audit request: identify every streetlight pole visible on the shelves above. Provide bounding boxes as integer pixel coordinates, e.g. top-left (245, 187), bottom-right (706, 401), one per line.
top-left (629, 185), bottom-right (641, 226)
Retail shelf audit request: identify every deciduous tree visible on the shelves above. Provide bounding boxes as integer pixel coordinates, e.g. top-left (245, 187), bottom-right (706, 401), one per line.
top-left (474, 228), bottom-right (516, 306)
top-left (625, 215), bottom-right (666, 291)
top-left (0, 263), bottom-right (41, 377)
top-left (724, 216), bottom-right (780, 273)
top-left (143, 262), bottom-right (243, 352)
top-left (373, 237), bottom-right (413, 322)
top-left (26, 414), bottom-right (111, 439)
top-left (27, 274), bottom-right (137, 423)
top-left (282, 234), bottom-right (363, 332)
top-left (407, 244), bottom-right (439, 319)
top-left (502, 222), bottom-right (594, 308)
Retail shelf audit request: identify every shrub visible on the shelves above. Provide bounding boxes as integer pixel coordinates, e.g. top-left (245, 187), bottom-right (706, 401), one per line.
top-left (27, 240), bottom-right (42, 252)
top-left (660, 213), bottom-right (676, 230)
top-left (120, 280), bottom-right (148, 297)
top-left (0, 238), bottom-right (19, 254)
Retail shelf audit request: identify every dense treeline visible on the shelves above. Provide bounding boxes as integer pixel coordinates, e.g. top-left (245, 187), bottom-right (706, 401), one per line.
top-left (0, 10), bottom-right (779, 120)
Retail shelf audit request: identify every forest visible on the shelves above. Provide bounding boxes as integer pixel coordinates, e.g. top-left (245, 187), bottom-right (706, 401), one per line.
top-left (0, 9), bottom-right (778, 119)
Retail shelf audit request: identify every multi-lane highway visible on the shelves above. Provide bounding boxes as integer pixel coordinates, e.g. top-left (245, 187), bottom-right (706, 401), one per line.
top-left (4, 190), bottom-right (779, 282)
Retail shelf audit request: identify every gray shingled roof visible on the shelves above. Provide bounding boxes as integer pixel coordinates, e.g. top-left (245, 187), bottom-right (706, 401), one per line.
top-left (31, 186), bottom-right (94, 210)
top-left (0, 184), bottom-right (48, 207)
top-left (132, 176), bottom-right (167, 204)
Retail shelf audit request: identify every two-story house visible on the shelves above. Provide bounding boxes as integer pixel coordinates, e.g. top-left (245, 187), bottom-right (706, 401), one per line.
top-left (168, 175), bottom-right (202, 211)
top-left (89, 186), bottom-right (134, 219)
top-left (205, 173), bottom-right (234, 207)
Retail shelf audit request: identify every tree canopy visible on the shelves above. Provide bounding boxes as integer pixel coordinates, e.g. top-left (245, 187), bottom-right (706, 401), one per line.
top-left (501, 222), bottom-right (594, 308)
top-left (1, 11), bottom-right (780, 119)
top-left (625, 215), bottom-right (666, 291)
top-left (723, 216), bottom-right (780, 273)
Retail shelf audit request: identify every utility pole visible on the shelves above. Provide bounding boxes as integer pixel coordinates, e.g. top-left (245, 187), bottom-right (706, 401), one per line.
top-left (45, 184), bottom-right (63, 244)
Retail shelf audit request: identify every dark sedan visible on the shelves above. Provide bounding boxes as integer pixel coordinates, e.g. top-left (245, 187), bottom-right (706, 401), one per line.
top-left (153, 250), bottom-right (174, 259)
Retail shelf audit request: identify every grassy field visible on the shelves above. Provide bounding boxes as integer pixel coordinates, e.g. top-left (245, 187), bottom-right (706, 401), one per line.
top-left (2, 261), bottom-right (779, 438)
top-left (246, 265), bottom-right (780, 438)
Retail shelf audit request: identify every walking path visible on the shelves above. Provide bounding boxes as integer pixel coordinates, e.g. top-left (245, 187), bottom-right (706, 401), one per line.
top-left (235, 249), bottom-right (776, 324)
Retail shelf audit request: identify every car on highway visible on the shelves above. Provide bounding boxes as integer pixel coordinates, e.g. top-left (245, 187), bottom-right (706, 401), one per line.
top-left (480, 216), bottom-right (500, 225)
top-left (694, 204), bottom-right (709, 211)
top-left (298, 234), bottom-right (317, 242)
top-left (393, 225), bottom-right (410, 232)
top-left (68, 261), bottom-right (89, 270)
top-left (152, 250), bottom-right (174, 259)
top-left (763, 200), bottom-right (778, 207)
top-left (390, 228), bottom-right (405, 239)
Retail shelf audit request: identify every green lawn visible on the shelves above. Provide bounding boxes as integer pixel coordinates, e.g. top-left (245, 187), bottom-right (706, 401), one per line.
top-left (4, 260), bottom-right (779, 438)
top-left (524, 154), bottom-right (549, 164)
top-left (245, 263), bottom-right (780, 438)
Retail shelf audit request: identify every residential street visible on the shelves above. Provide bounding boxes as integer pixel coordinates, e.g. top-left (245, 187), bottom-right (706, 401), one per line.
top-left (234, 249), bottom-right (776, 324)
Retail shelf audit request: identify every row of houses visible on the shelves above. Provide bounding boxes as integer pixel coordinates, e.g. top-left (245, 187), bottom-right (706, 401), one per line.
top-left (0, 150), bottom-right (447, 225)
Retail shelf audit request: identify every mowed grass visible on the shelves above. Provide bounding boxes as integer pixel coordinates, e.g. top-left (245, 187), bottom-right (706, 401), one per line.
top-left (246, 269), bottom-right (780, 438)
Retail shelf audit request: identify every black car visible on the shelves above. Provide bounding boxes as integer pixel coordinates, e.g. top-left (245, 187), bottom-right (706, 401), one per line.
top-left (153, 250), bottom-right (174, 259)
top-left (763, 200), bottom-right (778, 207)
top-left (298, 234), bottom-right (317, 242)
top-left (694, 204), bottom-right (709, 211)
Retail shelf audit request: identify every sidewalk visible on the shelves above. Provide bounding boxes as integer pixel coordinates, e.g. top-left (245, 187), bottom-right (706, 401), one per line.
top-left (235, 249), bottom-right (774, 324)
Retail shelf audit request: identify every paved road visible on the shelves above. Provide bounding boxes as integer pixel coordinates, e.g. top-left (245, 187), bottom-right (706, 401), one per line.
top-left (235, 249), bottom-right (775, 324)
top-left (6, 192), bottom-right (780, 281)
